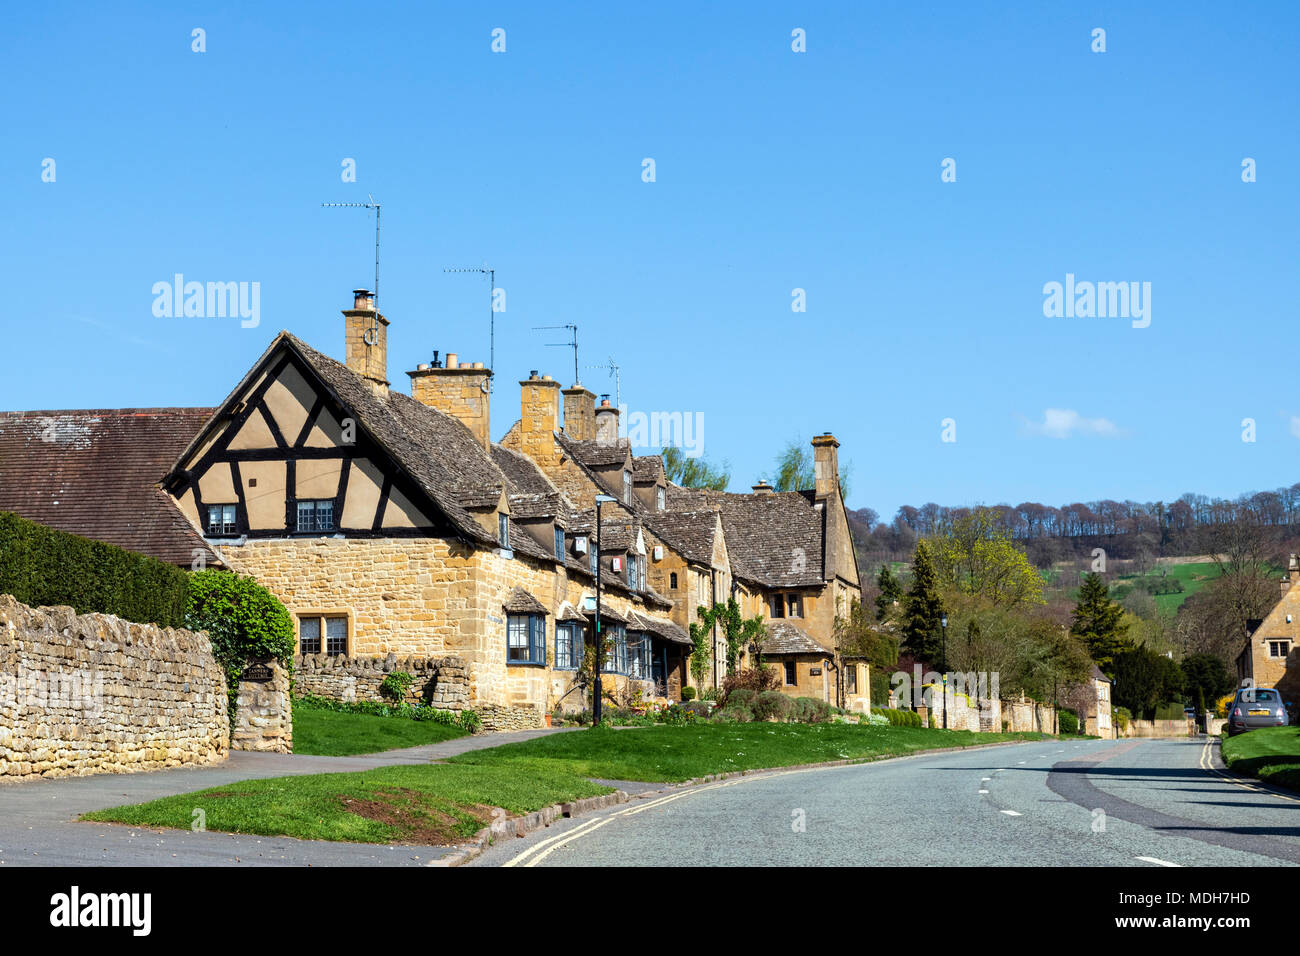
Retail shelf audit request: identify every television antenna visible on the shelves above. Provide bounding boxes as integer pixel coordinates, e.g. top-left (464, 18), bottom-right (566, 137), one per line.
top-left (533, 324), bottom-right (579, 386)
top-left (586, 356), bottom-right (621, 407)
top-left (321, 194), bottom-right (382, 334)
top-left (444, 263), bottom-right (496, 389)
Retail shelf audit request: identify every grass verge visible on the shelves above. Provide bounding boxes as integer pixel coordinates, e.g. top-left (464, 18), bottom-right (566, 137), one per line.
top-left (1221, 726), bottom-right (1300, 792)
top-left (83, 723), bottom-right (1045, 844)
top-left (291, 707), bottom-right (467, 756)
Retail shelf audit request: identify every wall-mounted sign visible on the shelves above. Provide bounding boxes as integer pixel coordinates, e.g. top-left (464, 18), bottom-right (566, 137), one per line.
top-left (240, 662), bottom-right (274, 683)
top-left (809, 667), bottom-right (822, 676)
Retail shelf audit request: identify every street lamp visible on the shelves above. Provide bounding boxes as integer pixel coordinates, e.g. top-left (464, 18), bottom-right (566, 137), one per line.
top-left (940, 613), bottom-right (949, 729)
top-left (593, 493), bottom-right (617, 725)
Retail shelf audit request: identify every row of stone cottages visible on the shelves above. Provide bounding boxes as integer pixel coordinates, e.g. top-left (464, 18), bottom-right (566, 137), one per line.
top-left (0, 289), bottom-right (865, 728)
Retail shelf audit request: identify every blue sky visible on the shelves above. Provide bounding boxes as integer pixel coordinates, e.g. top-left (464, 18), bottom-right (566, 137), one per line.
top-left (6, 2), bottom-right (1299, 519)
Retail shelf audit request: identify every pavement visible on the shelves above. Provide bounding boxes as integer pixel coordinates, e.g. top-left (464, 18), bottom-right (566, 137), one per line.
top-left (0, 727), bottom-right (575, 867)
top-left (470, 736), bottom-right (1300, 867)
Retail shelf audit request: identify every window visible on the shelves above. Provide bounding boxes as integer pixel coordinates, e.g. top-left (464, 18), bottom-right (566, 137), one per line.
top-left (787, 594), bottom-right (803, 618)
top-left (628, 554), bottom-right (639, 589)
top-left (554, 526), bottom-right (566, 562)
top-left (627, 632), bottom-right (647, 679)
top-left (499, 513), bottom-right (510, 549)
top-left (297, 499), bottom-right (334, 533)
top-left (845, 665), bottom-right (857, 694)
top-left (656, 487), bottom-right (665, 511)
top-left (769, 594), bottom-right (785, 619)
top-left (589, 547), bottom-right (598, 574)
top-left (507, 614), bottom-right (545, 665)
top-left (1269, 640), bottom-right (1291, 658)
top-left (670, 572), bottom-right (678, 590)
top-left (624, 470), bottom-right (633, 503)
top-left (783, 661), bottom-right (797, 686)
top-left (555, 623), bottom-right (583, 670)
top-left (206, 503), bottom-right (237, 536)
top-left (604, 623), bottom-right (627, 673)
top-left (299, 614), bottom-right (348, 656)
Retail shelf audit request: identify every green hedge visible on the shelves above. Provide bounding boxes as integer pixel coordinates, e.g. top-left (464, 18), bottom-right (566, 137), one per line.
top-left (1058, 709), bottom-right (1080, 735)
top-left (0, 511), bottom-right (188, 627)
top-left (872, 707), bottom-right (923, 728)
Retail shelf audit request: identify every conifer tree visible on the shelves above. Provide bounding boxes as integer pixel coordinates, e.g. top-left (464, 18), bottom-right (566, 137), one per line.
top-left (1069, 572), bottom-right (1132, 670)
top-left (901, 541), bottom-right (945, 663)
top-left (875, 563), bottom-right (903, 620)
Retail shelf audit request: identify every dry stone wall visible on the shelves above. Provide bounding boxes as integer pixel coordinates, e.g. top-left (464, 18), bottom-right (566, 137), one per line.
top-left (294, 652), bottom-right (470, 709)
top-left (0, 595), bottom-right (228, 778)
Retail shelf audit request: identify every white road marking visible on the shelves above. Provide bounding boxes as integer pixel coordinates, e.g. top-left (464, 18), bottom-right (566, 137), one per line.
top-left (978, 789), bottom-right (989, 794)
top-left (1136, 856), bottom-right (1180, 867)
top-left (1000, 810), bottom-right (1022, 816)
top-left (981, 777), bottom-right (991, 782)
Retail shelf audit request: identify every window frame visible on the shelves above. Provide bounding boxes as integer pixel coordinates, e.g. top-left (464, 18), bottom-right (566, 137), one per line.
top-left (604, 623), bottom-right (627, 674)
top-left (298, 612), bottom-right (349, 656)
top-left (296, 498), bottom-right (335, 533)
top-left (624, 469), bottom-right (633, 503)
top-left (1268, 639), bottom-right (1290, 659)
top-left (656, 487), bottom-right (665, 511)
top-left (554, 526), bottom-right (566, 562)
top-left (555, 622), bottom-right (583, 670)
top-left (205, 502), bottom-right (238, 537)
top-left (499, 513), bottom-right (511, 549)
top-left (845, 664), bottom-right (857, 694)
top-left (783, 661), bottom-right (797, 686)
top-left (507, 613), bottom-right (546, 666)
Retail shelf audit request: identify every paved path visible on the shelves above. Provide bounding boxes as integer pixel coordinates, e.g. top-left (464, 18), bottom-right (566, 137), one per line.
top-left (471, 736), bottom-right (1300, 867)
top-left (0, 728), bottom-right (574, 867)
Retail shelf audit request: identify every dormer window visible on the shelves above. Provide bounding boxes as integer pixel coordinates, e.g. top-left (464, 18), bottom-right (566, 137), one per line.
top-left (499, 513), bottom-right (510, 548)
top-left (627, 553), bottom-right (638, 589)
top-left (656, 487), bottom-right (665, 511)
top-left (554, 526), bottom-right (566, 562)
top-left (624, 469), bottom-right (632, 503)
top-left (589, 547), bottom-right (598, 574)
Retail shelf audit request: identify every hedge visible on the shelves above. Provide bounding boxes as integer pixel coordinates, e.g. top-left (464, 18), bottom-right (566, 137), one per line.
top-left (0, 511), bottom-right (188, 627)
top-left (871, 707), bottom-right (923, 728)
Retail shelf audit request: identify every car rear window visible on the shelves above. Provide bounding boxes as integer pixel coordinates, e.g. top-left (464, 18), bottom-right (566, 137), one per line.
top-left (1242, 689), bottom-right (1281, 702)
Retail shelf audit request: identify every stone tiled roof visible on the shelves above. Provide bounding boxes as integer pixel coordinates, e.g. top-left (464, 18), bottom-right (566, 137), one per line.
top-left (503, 586), bottom-right (549, 615)
top-left (664, 483), bottom-right (826, 588)
top-left (583, 603), bottom-right (629, 625)
top-left (761, 621), bottom-right (828, 656)
top-left (556, 600), bottom-right (586, 622)
top-left (0, 408), bottom-right (221, 567)
top-left (563, 437), bottom-right (631, 468)
top-left (629, 610), bottom-right (693, 647)
top-left (645, 510), bottom-right (717, 566)
top-left (632, 456), bottom-right (664, 484)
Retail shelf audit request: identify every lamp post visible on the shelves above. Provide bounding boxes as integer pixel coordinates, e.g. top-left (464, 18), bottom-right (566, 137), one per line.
top-left (593, 494), bottom-right (616, 725)
top-left (940, 613), bottom-right (949, 729)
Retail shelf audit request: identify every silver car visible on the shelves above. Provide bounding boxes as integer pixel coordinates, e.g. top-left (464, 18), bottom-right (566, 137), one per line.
top-left (1226, 687), bottom-right (1290, 736)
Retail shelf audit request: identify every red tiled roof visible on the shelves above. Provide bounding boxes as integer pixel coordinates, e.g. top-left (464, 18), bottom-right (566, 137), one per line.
top-left (0, 408), bottom-right (220, 567)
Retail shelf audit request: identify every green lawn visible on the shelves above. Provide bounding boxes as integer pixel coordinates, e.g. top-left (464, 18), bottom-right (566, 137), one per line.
top-left (1221, 726), bottom-right (1300, 792)
top-left (83, 723), bottom-right (1045, 844)
top-left (292, 707), bottom-right (467, 756)
top-left (1115, 561), bottom-right (1224, 614)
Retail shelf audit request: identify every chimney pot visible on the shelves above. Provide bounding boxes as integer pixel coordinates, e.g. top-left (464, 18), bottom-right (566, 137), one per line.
top-left (446, 353), bottom-right (458, 369)
top-left (353, 288), bottom-right (374, 310)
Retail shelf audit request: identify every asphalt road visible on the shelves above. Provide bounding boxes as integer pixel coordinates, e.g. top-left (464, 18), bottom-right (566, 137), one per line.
top-left (472, 736), bottom-right (1300, 867)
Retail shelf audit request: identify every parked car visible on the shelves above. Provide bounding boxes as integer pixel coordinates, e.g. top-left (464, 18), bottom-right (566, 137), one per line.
top-left (1226, 687), bottom-right (1290, 736)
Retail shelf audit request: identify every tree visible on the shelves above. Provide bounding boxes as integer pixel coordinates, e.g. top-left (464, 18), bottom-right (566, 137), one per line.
top-left (901, 541), bottom-right (945, 664)
top-left (769, 438), bottom-right (852, 498)
top-left (697, 597), bottom-right (766, 672)
top-left (661, 446), bottom-right (730, 491)
top-left (1070, 573), bottom-right (1132, 670)
top-left (1180, 652), bottom-right (1234, 715)
top-left (687, 619), bottom-right (713, 691)
top-left (1112, 646), bottom-right (1184, 719)
top-left (833, 598), bottom-right (899, 671)
top-left (875, 563), bottom-right (903, 621)
top-left (927, 508), bottom-right (1045, 608)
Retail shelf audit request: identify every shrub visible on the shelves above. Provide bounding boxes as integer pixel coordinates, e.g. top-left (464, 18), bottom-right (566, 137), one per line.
top-left (654, 703), bottom-right (699, 725)
top-left (1114, 706), bottom-right (1132, 732)
top-left (701, 688), bottom-right (718, 701)
top-left (726, 688), bottom-right (758, 711)
top-left (793, 697), bottom-right (831, 723)
top-left (682, 701), bottom-right (712, 719)
top-left (0, 511), bottom-right (189, 627)
top-left (457, 709), bottom-right (483, 734)
top-left (871, 707), bottom-right (921, 728)
top-left (680, 686), bottom-right (698, 701)
top-left (716, 666), bottom-right (780, 708)
top-left (380, 671), bottom-right (414, 703)
top-left (1058, 709), bottom-right (1079, 735)
top-left (1154, 701), bottom-right (1187, 721)
top-left (186, 570), bottom-right (296, 717)
top-left (294, 694), bottom-right (461, 724)
top-left (753, 690), bottom-right (795, 721)
top-left (713, 704), bottom-right (753, 723)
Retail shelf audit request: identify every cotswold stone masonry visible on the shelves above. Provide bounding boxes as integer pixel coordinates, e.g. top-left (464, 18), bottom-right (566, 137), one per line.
top-left (0, 595), bottom-right (228, 778)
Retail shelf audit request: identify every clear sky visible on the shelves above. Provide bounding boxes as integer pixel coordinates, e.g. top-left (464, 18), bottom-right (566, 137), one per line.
top-left (6, 2), bottom-right (1298, 519)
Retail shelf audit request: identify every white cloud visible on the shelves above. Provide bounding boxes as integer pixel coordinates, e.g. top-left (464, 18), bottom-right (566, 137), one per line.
top-left (1023, 408), bottom-right (1124, 439)
top-left (1289, 416), bottom-right (1300, 439)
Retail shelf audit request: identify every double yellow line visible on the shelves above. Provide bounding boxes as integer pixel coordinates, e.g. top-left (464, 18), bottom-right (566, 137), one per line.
top-left (502, 764), bottom-right (832, 867)
top-left (1199, 736), bottom-right (1300, 805)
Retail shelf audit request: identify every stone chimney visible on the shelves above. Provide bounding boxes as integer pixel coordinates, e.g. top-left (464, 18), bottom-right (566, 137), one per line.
top-left (519, 371), bottom-right (562, 463)
top-left (812, 433), bottom-right (840, 500)
top-left (344, 289), bottom-right (390, 389)
top-left (595, 394), bottom-right (620, 445)
top-left (752, 480), bottom-right (774, 496)
top-left (408, 351), bottom-right (492, 449)
top-left (562, 385), bottom-right (597, 441)
top-left (1284, 554), bottom-right (1300, 596)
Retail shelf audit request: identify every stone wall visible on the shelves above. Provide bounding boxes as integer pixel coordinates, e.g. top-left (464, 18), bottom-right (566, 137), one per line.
top-left (0, 596), bottom-right (228, 778)
top-left (295, 652), bottom-right (470, 710)
top-left (478, 702), bottom-right (544, 732)
top-left (1001, 698), bottom-right (1057, 734)
top-left (1123, 718), bottom-right (1193, 738)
